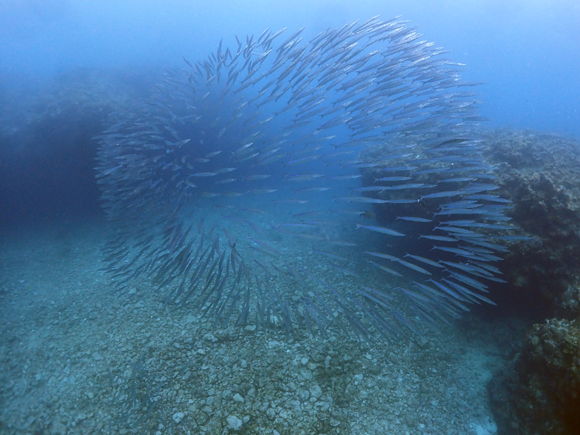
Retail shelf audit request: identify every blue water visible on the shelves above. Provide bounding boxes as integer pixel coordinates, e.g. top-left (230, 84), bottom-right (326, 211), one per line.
top-left (1, 0), bottom-right (579, 137)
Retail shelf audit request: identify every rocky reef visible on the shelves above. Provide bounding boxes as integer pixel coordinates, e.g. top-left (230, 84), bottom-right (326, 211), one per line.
top-left (489, 318), bottom-right (580, 435)
top-left (359, 128), bottom-right (580, 434)
top-left (482, 129), bottom-right (580, 435)
top-left (482, 129), bottom-right (580, 319)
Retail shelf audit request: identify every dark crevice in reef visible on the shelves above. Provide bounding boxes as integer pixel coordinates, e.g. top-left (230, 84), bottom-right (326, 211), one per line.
top-left (0, 68), bottom-right (157, 227)
top-left (0, 109), bottom-right (105, 221)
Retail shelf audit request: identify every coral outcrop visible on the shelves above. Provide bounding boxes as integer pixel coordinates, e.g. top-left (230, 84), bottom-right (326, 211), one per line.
top-left (489, 318), bottom-right (580, 435)
top-left (481, 129), bottom-right (580, 435)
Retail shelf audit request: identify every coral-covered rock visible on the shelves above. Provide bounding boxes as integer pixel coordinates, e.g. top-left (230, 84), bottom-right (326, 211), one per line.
top-left (358, 128), bottom-right (580, 319)
top-left (358, 128), bottom-right (580, 434)
top-left (489, 318), bottom-right (580, 435)
top-left (482, 129), bottom-right (580, 318)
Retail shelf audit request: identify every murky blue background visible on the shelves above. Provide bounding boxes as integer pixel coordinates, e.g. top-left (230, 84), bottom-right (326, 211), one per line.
top-left (1, 0), bottom-right (579, 137)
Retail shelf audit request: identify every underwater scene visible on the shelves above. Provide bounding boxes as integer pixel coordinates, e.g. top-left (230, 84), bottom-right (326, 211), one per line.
top-left (1, 1), bottom-right (579, 434)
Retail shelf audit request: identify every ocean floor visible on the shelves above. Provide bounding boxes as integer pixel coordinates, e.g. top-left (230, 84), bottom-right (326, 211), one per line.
top-left (0, 216), bottom-right (520, 435)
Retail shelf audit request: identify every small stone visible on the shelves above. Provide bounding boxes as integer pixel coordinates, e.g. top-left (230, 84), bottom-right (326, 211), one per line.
top-left (172, 412), bottom-right (185, 424)
top-left (300, 357), bottom-right (309, 365)
top-left (226, 415), bottom-right (243, 430)
top-left (406, 414), bottom-right (418, 427)
top-left (310, 384), bottom-right (322, 399)
top-left (91, 352), bottom-right (102, 361)
top-left (297, 388), bottom-right (310, 401)
top-left (204, 333), bottom-right (217, 342)
top-left (233, 393), bottom-right (244, 402)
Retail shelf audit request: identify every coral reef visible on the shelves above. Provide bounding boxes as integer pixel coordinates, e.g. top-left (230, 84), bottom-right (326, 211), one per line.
top-left (358, 128), bottom-right (580, 433)
top-left (479, 129), bottom-right (580, 435)
top-left (482, 128), bottom-right (580, 318)
top-left (489, 318), bottom-right (580, 435)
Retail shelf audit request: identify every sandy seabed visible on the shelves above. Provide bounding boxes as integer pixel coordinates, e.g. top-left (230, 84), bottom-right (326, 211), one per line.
top-left (0, 217), bottom-right (508, 435)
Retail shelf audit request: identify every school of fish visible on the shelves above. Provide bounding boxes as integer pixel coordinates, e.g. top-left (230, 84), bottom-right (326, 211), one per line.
top-left (95, 16), bottom-right (516, 340)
